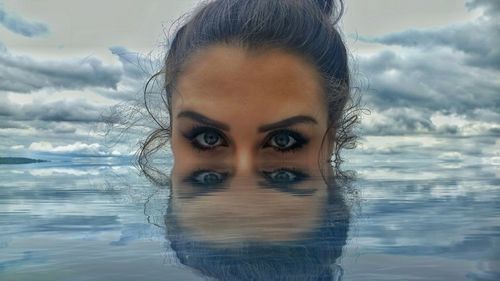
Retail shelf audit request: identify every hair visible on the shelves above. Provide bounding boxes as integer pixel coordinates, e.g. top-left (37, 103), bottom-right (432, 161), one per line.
top-left (139, 0), bottom-right (359, 175)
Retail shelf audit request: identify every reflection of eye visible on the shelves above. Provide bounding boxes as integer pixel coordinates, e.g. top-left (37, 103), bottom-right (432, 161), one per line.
top-left (262, 168), bottom-right (308, 186)
top-left (195, 171), bottom-right (224, 185)
top-left (184, 170), bottom-right (229, 188)
top-left (264, 130), bottom-right (308, 152)
top-left (183, 126), bottom-right (228, 150)
top-left (268, 170), bottom-right (296, 183)
top-left (260, 168), bottom-right (315, 196)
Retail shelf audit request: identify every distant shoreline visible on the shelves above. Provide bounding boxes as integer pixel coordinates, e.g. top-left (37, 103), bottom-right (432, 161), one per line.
top-left (0, 157), bottom-right (49, 164)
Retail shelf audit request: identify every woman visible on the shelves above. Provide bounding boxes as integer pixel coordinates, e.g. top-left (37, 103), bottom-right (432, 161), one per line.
top-left (139, 0), bottom-right (358, 177)
top-left (137, 1), bottom-right (358, 279)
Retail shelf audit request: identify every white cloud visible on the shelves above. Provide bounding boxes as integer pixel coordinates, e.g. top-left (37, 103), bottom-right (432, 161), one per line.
top-left (29, 141), bottom-right (108, 156)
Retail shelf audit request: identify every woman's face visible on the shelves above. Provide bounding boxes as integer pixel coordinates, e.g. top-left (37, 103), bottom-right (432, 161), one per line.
top-left (171, 45), bottom-right (331, 169)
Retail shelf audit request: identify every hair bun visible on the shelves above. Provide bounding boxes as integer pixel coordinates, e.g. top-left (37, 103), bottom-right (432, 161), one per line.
top-left (315, 0), bottom-right (333, 15)
top-left (314, 0), bottom-right (344, 22)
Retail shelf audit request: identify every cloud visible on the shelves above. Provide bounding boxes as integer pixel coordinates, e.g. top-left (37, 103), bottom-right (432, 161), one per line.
top-left (109, 46), bottom-right (155, 80)
top-left (366, 22), bottom-right (500, 71)
top-left (360, 107), bottom-right (500, 137)
top-left (28, 141), bottom-right (121, 156)
top-left (355, 0), bottom-right (500, 137)
top-left (362, 0), bottom-right (500, 71)
top-left (466, 0), bottom-right (500, 17)
top-left (0, 46), bottom-right (122, 93)
top-left (91, 46), bottom-right (160, 102)
top-left (0, 3), bottom-right (49, 37)
top-left (23, 99), bottom-right (105, 122)
top-left (358, 48), bottom-right (499, 113)
top-left (0, 97), bottom-right (106, 123)
top-left (0, 119), bottom-right (28, 129)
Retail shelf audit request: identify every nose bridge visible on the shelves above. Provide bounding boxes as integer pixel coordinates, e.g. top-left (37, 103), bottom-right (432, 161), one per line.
top-left (234, 140), bottom-right (256, 177)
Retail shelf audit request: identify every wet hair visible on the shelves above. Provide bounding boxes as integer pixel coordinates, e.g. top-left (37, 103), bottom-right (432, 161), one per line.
top-left (139, 0), bottom-right (359, 173)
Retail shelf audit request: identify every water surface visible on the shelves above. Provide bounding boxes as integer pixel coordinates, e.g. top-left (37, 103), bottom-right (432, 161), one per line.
top-left (0, 153), bottom-right (498, 280)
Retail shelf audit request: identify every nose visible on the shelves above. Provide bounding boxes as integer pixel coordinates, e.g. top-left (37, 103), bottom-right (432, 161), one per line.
top-left (233, 144), bottom-right (256, 177)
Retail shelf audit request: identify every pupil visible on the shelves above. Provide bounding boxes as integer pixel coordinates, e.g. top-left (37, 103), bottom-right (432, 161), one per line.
top-left (203, 172), bottom-right (220, 184)
top-left (275, 134), bottom-right (290, 147)
top-left (275, 171), bottom-right (291, 182)
top-left (204, 132), bottom-right (219, 145)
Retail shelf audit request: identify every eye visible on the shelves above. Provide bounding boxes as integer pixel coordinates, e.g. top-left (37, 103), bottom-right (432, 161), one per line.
top-left (260, 168), bottom-right (314, 196)
top-left (267, 170), bottom-right (298, 183)
top-left (193, 171), bottom-right (226, 186)
top-left (183, 126), bottom-right (227, 150)
top-left (184, 170), bottom-right (229, 188)
top-left (264, 129), bottom-right (308, 152)
top-left (195, 131), bottom-right (223, 147)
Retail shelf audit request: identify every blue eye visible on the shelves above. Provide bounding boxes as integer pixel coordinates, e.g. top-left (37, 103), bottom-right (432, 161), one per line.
top-left (182, 170), bottom-right (230, 195)
top-left (264, 129), bottom-right (308, 152)
top-left (191, 171), bottom-right (227, 186)
top-left (260, 168), bottom-right (315, 196)
top-left (184, 126), bottom-right (227, 150)
top-left (267, 169), bottom-right (297, 183)
top-left (195, 131), bottom-right (223, 147)
top-left (269, 132), bottom-right (297, 149)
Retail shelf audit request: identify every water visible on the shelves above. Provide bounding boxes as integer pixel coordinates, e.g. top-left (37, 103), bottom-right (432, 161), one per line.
top-left (0, 153), bottom-right (499, 280)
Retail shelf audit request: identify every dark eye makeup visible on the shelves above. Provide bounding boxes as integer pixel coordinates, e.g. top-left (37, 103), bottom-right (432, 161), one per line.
top-left (262, 129), bottom-right (309, 152)
top-left (182, 125), bottom-right (228, 151)
top-left (182, 126), bottom-right (309, 153)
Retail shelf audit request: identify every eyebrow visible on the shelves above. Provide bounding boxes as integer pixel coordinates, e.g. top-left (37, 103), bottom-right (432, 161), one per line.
top-left (177, 110), bottom-right (230, 131)
top-left (258, 115), bottom-right (317, 132)
top-left (177, 111), bottom-right (317, 132)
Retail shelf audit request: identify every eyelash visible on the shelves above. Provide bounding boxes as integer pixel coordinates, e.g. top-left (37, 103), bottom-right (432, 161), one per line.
top-left (262, 129), bottom-right (309, 152)
top-left (182, 126), bottom-right (308, 152)
top-left (182, 125), bottom-right (228, 151)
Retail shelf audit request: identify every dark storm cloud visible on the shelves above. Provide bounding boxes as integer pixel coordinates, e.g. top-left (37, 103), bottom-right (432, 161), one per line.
top-left (0, 4), bottom-right (49, 37)
top-left (0, 46), bottom-right (122, 93)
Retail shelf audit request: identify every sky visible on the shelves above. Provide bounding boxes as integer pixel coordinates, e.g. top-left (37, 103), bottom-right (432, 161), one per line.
top-left (0, 0), bottom-right (498, 165)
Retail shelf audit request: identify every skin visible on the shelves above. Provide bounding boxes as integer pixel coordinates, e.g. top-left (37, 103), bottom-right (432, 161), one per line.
top-left (171, 44), bottom-right (334, 173)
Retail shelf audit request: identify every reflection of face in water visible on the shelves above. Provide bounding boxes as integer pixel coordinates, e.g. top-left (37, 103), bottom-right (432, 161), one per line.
top-left (165, 161), bottom-right (350, 280)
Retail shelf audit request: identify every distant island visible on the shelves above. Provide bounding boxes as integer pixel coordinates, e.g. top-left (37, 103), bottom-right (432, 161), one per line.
top-left (0, 157), bottom-right (48, 164)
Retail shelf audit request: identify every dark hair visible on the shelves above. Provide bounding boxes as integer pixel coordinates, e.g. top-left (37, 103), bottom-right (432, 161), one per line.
top-left (139, 0), bottom-right (359, 173)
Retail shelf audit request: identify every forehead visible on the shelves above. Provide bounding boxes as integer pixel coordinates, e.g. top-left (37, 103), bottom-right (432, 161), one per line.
top-left (174, 45), bottom-right (326, 122)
